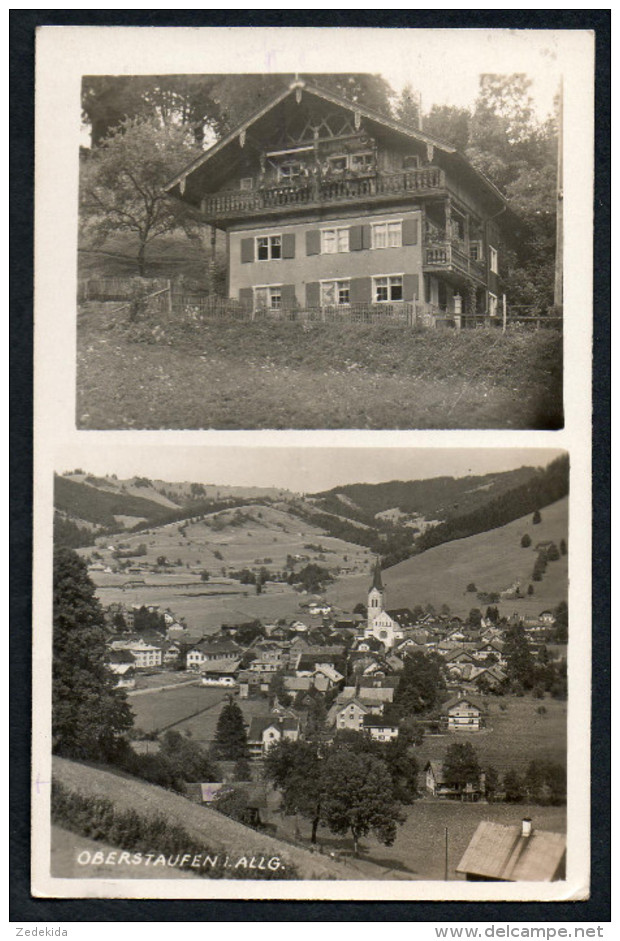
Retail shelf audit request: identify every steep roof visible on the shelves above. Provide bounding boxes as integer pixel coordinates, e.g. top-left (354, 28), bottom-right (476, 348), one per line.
top-left (247, 715), bottom-right (299, 743)
top-left (456, 822), bottom-right (566, 881)
top-left (442, 693), bottom-right (484, 713)
top-left (369, 558), bottom-right (384, 593)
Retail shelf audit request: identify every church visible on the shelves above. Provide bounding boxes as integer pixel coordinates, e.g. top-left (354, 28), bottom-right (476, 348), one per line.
top-left (364, 559), bottom-right (405, 650)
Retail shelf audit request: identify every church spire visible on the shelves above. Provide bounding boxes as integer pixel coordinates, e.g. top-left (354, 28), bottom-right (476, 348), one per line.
top-left (370, 557), bottom-right (384, 592)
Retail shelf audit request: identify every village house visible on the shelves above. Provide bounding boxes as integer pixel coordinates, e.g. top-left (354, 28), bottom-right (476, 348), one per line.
top-left (247, 715), bottom-right (300, 758)
top-left (362, 715), bottom-right (400, 742)
top-left (424, 760), bottom-right (485, 802)
top-left (456, 819), bottom-right (566, 882)
top-left (185, 636), bottom-right (241, 671)
top-left (331, 697), bottom-right (371, 732)
top-left (107, 649), bottom-right (137, 689)
top-left (109, 638), bottom-right (162, 669)
top-left (166, 79), bottom-right (510, 321)
top-left (442, 693), bottom-right (485, 731)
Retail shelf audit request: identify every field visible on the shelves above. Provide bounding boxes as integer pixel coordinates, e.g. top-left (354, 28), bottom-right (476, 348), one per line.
top-left (77, 312), bottom-right (563, 431)
top-left (326, 497), bottom-right (568, 619)
top-left (82, 503), bottom-right (372, 632)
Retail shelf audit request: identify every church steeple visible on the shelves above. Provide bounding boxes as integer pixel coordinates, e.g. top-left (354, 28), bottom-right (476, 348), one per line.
top-left (367, 557), bottom-right (385, 630)
top-left (370, 557), bottom-right (384, 592)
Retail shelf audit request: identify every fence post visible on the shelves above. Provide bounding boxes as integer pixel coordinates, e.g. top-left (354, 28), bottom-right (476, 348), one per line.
top-left (502, 294), bottom-right (507, 334)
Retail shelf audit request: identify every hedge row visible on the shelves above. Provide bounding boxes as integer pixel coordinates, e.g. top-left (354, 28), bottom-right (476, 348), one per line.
top-left (51, 780), bottom-right (296, 879)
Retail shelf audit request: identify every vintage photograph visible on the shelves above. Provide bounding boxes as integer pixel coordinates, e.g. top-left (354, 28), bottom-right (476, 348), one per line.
top-left (76, 63), bottom-right (564, 431)
top-left (46, 445), bottom-right (570, 888)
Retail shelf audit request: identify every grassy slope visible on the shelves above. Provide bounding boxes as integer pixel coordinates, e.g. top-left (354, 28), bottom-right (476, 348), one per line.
top-left (52, 756), bottom-right (350, 880)
top-left (326, 497), bottom-right (568, 618)
top-left (51, 825), bottom-right (199, 879)
top-left (77, 316), bottom-right (563, 431)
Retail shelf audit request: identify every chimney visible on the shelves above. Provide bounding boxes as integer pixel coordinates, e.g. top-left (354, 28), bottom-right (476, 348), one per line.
top-left (521, 818), bottom-right (532, 838)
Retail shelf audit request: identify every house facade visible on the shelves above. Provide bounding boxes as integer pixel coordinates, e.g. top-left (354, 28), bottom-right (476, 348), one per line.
top-left (166, 80), bottom-right (510, 320)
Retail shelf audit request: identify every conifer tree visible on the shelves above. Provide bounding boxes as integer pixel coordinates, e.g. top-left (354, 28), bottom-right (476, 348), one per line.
top-left (214, 698), bottom-right (248, 760)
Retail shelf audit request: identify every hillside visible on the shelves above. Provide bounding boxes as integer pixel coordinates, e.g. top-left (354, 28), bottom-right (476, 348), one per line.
top-left (52, 756), bottom-right (350, 880)
top-left (325, 497), bottom-right (568, 618)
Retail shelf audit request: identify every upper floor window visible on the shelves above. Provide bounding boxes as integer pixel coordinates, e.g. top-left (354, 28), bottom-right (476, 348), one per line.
top-left (469, 242), bottom-right (481, 262)
top-left (403, 155), bottom-right (420, 170)
top-left (489, 246), bottom-right (498, 274)
top-left (350, 152), bottom-right (374, 173)
top-left (256, 235), bottom-right (281, 261)
top-left (321, 227), bottom-right (349, 254)
top-left (371, 221), bottom-right (402, 249)
top-left (240, 177), bottom-right (253, 191)
top-left (374, 275), bottom-right (403, 302)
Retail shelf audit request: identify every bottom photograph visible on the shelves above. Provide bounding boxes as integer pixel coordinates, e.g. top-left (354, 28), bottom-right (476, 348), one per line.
top-left (42, 444), bottom-right (572, 895)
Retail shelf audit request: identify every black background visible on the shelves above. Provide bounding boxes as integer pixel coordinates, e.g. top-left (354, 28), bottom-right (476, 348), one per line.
top-left (10, 8), bottom-right (610, 924)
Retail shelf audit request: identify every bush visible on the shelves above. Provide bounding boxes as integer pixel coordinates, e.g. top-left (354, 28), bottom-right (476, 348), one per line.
top-left (520, 533), bottom-right (532, 548)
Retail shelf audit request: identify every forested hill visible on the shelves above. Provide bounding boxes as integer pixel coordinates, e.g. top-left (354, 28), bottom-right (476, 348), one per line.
top-left (310, 466), bottom-right (544, 526)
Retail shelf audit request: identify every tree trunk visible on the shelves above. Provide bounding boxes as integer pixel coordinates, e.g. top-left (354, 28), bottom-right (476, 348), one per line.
top-left (137, 241), bottom-right (147, 277)
top-left (311, 816), bottom-right (319, 844)
top-left (353, 833), bottom-right (359, 857)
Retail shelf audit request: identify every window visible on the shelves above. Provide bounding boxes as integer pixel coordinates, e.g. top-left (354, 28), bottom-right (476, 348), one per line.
top-left (371, 221), bottom-right (402, 249)
top-left (321, 227), bottom-right (349, 254)
top-left (256, 235), bottom-right (282, 261)
top-left (488, 292), bottom-right (498, 317)
top-left (489, 246), bottom-right (498, 274)
top-left (327, 155), bottom-right (347, 173)
top-left (240, 177), bottom-right (253, 191)
top-left (350, 152), bottom-right (374, 172)
top-left (374, 275), bottom-right (403, 302)
top-left (403, 155), bottom-right (420, 170)
top-left (255, 286), bottom-right (282, 310)
top-left (278, 162), bottom-right (302, 184)
top-left (321, 280), bottom-right (350, 306)
top-left (469, 242), bottom-right (481, 262)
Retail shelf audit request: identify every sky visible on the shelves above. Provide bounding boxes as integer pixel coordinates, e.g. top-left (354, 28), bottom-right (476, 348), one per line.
top-left (56, 445), bottom-right (565, 494)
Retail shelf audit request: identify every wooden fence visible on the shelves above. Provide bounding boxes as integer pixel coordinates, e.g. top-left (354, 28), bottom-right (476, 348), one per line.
top-left (78, 277), bottom-right (171, 302)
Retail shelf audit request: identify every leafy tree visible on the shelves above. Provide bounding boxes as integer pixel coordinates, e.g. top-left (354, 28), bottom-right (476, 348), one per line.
top-left (353, 602), bottom-right (367, 617)
top-left (264, 739), bottom-right (325, 843)
top-left (553, 600), bottom-right (568, 644)
top-left (527, 583), bottom-right (534, 596)
top-left (393, 649), bottom-right (446, 715)
top-left (560, 538), bottom-right (567, 556)
top-left (320, 750), bottom-right (405, 856)
top-left (233, 758), bottom-right (252, 782)
top-left (214, 698), bottom-right (248, 760)
top-left (333, 729), bottom-right (419, 804)
top-left (423, 104), bottom-right (471, 151)
top-left (521, 533), bottom-right (532, 548)
top-left (442, 743), bottom-right (481, 798)
top-left (523, 760), bottom-right (566, 805)
top-left (485, 606), bottom-right (500, 625)
top-left (546, 542), bottom-right (560, 562)
top-left (504, 621), bottom-right (536, 689)
top-left (80, 117), bottom-right (202, 276)
top-left (200, 570), bottom-right (210, 582)
top-left (468, 607), bottom-right (483, 627)
top-left (503, 768), bottom-right (525, 803)
top-left (466, 582), bottom-right (477, 593)
top-left (395, 83), bottom-right (421, 128)
top-left (484, 765), bottom-right (500, 803)
top-left (532, 509), bottom-right (542, 525)
top-left (159, 730), bottom-right (220, 783)
top-left (270, 673), bottom-right (292, 707)
top-left (53, 548), bottom-right (133, 759)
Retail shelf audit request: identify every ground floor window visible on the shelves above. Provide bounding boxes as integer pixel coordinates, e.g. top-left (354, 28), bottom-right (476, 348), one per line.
top-left (320, 279), bottom-right (350, 305)
top-left (255, 285), bottom-right (282, 310)
top-left (374, 275), bottom-right (403, 302)
top-left (488, 292), bottom-right (498, 317)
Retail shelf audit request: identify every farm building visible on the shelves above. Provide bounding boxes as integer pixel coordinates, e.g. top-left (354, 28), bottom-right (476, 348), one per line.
top-left (456, 819), bottom-right (566, 881)
top-left (442, 694), bottom-right (485, 731)
top-left (165, 78), bottom-right (511, 321)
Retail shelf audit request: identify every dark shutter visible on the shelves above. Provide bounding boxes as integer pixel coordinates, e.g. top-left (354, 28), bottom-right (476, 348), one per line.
top-left (350, 277), bottom-right (372, 304)
top-left (280, 284), bottom-right (297, 309)
top-left (403, 274), bottom-right (419, 301)
top-left (238, 287), bottom-right (253, 310)
top-left (240, 238), bottom-right (254, 263)
top-left (362, 224), bottom-right (372, 249)
top-left (306, 282), bottom-right (320, 307)
top-left (282, 233), bottom-right (296, 259)
top-left (349, 225), bottom-right (363, 251)
top-left (402, 218), bottom-right (419, 246)
top-left (306, 229), bottom-right (321, 255)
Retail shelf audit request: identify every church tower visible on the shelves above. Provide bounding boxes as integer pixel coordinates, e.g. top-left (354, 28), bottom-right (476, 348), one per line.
top-left (367, 558), bottom-right (385, 630)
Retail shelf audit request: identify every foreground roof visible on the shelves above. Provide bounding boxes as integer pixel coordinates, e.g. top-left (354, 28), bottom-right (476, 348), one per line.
top-left (457, 821), bottom-right (566, 881)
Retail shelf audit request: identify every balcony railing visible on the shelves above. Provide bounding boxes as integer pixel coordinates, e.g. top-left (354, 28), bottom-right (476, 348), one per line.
top-left (200, 167), bottom-right (446, 218)
top-left (424, 240), bottom-right (487, 282)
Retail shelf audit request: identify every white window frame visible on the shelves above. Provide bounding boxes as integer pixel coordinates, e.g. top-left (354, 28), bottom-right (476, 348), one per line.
top-left (278, 161), bottom-right (303, 184)
top-left (489, 245), bottom-right (498, 274)
top-left (349, 151), bottom-right (374, 172)
top-left (488, 292), bottom-right (498, 317)
top-left (255, 234), bottom-right (282, 261)
top-left (371, 219), bottom-right (403, 250)
top-left (254, 284), bottom-right (283, 311)
top-left (240, 177), bottom-right (254, 191)
top-left (320, 226), bottom-right (350, 254)
top-left (320, 279), bottom-right (351, 306)
top-left (373, 274), bottom-right (404, 303)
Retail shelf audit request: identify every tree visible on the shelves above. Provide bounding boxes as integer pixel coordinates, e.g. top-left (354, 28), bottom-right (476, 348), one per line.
top-left (532, 509), bottom-right (542, 525)
top-left (503, 768), bottom-right (525, 803)
top-left (80, 117), bottom-right (202, 276)
top-left (553, 600), bottom-right (568, 644)
top-left (200, 570), bottom-right (210, 582)
top-left (159, 730), bottom-right (220, 783)
top-left (504, 622), bottom-right (536, 689)
top-left (53, 548), bottom-right (133, 759)
top-left (393, 649), bottom-right (446, 716)
top-left (484, 765), bottom-right (500, 803)
top-left (521, 533), bottom-right (532, 548)
top-left (546, 542), bottom-right (560, 562)
top-left (523, 760), bottom-right (566, 805)
top-left (320, 750), bottom-right (405, 856)
top-left (395, 83), bottom-right (421, 128)
top-left (442, 743), bottom-right (481, 798)
top-left (560, 538), bottom-right (567, 556)
top-left (485, 605), bottom-right (500, 625)
top-left (214, 698), bottom-right (248, 760)
top-left (423, 104), bottom-right (471, 152)
top-left (264, 739), bottom-right (325, 843)
top-left (468, 607), bottom-right (483, 628)
top-left (466, 582), bottom-right (477, 593)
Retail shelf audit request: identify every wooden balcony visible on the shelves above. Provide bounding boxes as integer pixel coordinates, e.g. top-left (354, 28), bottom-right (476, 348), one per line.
top-left (423, 240), bottom-right (487, 283)
top-left (200, 167), bottom-right (446, 222)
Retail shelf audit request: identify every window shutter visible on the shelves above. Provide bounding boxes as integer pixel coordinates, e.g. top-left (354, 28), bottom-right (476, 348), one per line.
top-left (305, 229), bottom-right (321, 255)
top-left (402, 218), bottom-right (419, 245)
top-left (238, 288), bottom-right (253, 310)
top-left (362, 224), bottom-right (372, 249)
top-left (350, 277), bottom-right (372, 304)
top-left (281, 284), bottom-right (297, 309)
top-left (240, 238), bottom-right (254, 263)
top-left (306, 282), bottom-right (320, 307)
top-left (349, 225), bottom-right (363, 251)
top-left (403, 274), bottom-right (419, 301)
top-left (282, 233), bottom-right (296, 259)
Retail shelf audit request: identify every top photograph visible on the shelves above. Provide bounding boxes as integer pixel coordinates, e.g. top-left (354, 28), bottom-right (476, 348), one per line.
top-left (76, 67), bottom-right (564, 431)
